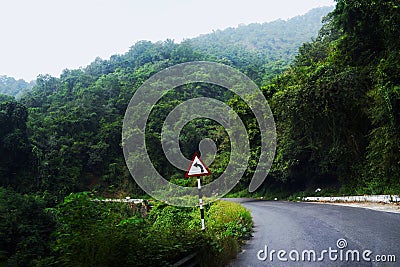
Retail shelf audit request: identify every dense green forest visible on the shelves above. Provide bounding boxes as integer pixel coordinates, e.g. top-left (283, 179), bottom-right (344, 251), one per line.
top-left (266, 0), bottom-right (400, 196)
top-left (1, 1), bottom-right (400, 265)
top-left (188, 6), bottom-right (333, 83)
top-left (0, 7), bottom-right (331, 199)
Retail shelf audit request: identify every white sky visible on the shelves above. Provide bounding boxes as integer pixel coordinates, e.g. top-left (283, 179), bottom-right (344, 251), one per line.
top-left (0, 0), bottom-right (335, 81)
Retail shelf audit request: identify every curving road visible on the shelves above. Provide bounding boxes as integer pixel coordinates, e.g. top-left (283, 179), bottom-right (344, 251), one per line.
top-left (226, 199), bottom-right (400, 267)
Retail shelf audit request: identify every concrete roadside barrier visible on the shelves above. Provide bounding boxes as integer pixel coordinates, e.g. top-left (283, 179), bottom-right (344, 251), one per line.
top-left (303, 195), bottom-right (400, 204)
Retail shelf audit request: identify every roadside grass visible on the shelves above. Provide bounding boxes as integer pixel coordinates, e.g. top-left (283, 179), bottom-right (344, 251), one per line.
top-left (196, 201), bottom-right (253, 266)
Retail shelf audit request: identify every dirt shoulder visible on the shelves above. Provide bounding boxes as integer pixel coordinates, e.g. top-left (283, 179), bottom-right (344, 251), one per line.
top-left (312, 201), bottom-right (400, 214)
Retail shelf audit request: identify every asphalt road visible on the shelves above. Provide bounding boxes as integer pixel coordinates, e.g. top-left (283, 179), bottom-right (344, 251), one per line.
top-left (226, 199), bottom-right (400, 267)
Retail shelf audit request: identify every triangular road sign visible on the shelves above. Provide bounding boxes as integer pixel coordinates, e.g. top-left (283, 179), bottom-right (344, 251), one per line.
top-left (185, 153), bottom-right (211, 177)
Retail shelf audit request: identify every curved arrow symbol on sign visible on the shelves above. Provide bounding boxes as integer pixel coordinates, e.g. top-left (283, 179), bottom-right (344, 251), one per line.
top-left (193, 162), bottom-right (204, 173)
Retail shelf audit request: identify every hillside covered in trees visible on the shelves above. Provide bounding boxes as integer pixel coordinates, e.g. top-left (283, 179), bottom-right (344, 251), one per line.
top-left (188, 6), bottom-right (333, 82)
top-left (266, 1), bottom-right (400, 195)
top-left (1, 1), bottom-right (400, 265)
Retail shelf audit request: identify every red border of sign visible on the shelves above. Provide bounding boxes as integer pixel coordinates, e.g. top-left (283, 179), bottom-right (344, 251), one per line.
top-left (185, 152), bottom-right (212, 178)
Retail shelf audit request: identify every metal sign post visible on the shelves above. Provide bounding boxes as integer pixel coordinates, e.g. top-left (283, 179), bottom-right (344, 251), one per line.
top-left (197, 178), bottom-right (205, 230)
top-left (185, 153), bottom-right (211, 230)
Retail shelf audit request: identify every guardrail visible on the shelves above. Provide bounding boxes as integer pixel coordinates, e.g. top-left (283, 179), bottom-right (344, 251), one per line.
top-left (172, 252), bottom-right (199, 267)
top-left (94, 198), bottom-right (152, 216)
top-left (303, 195), bottom-right (400, 204)
top-left (94, 198), bottom-right (146, 203)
